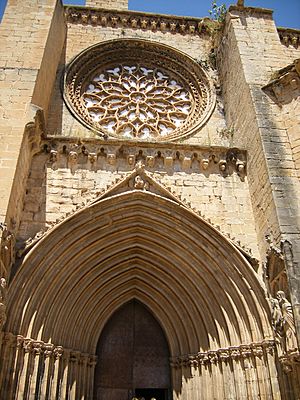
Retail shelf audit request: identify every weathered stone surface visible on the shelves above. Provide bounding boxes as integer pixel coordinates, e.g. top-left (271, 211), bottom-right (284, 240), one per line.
top-left (0, 0), bottom-right (300, 399)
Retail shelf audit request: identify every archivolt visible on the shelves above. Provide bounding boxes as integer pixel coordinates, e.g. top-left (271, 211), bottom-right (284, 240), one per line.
top-left (6, 191), bottom-right (272, 356)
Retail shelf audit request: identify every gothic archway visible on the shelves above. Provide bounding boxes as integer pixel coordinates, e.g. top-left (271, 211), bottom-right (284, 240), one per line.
top-left (1, 190), bottom-right (278, 399)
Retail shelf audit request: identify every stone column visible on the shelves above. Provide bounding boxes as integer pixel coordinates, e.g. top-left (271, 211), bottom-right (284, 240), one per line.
top-left (87, 355), bottom-right (97, 399)
top-left (0, 332), bottom-right (16, 398)
top-left (60, 349), bottom-right (70, 399)
top-left (49, 346), bottom-right (64, 399)
top-left (28, 341), bottom-right (44, 398)
top-left (39, 344), bottom-right (54, 400)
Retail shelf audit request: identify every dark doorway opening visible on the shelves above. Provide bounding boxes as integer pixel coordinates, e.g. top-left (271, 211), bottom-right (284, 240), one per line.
top-left (135, 388), bottom-right (168, 400)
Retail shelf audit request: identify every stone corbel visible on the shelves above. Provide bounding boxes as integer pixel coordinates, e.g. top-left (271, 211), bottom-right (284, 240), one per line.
top-left (146, 156), bottom-right (155, 167)
top-left (68, 151), bottom-right (78, 165)
top-left (24, 107), bottom-right (45, 154)
top-left (164, 156), bottom-right (174, 169)
top-left (49, 149), bottom-right (58, 163)
top-left (88, 152), bottom-right (97, 165)
top-left (107, 153), bottom-right (117, 165)
top-left (182, 156), bottom-right (192, 169)
top-left (127, 154), bottom-right (136, 166)
top-left (236, 160), bottom-right (246, 174)
top-left (219, 160), bottom-right (227, 172)
top-left (201, 158), bottom-right (210, 170)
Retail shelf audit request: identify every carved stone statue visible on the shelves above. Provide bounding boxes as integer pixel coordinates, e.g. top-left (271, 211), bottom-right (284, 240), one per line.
top-left (270, 297), bottom-right (283, 336)
top-left (276, 291), bottom-right (298, 352)
top-left (134, 175), bottom-right (149, 190)
top-left (0, 278), bottom-right (7, 327)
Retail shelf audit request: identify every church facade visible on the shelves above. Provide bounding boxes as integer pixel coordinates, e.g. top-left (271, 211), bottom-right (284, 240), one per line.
top-left (0, 0), bottom-right (300, 398)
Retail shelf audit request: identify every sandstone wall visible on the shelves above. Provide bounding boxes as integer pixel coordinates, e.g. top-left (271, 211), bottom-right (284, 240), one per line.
top-left (0, 0), bottom-right (66, 231)
top-left (47, 14), bottom-right (228, 146)
top-left (86, 0), bottom-right (128, 10)
top-left (17, 144), bottom-right (258, 258)
top-left (218, 6), bottom-right (300, 341)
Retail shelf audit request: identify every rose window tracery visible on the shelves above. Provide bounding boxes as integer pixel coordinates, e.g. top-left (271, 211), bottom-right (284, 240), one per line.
top-left (64, 40), bottom-right (216, 142)
top-left (82, 65), bottom-right (192, 139)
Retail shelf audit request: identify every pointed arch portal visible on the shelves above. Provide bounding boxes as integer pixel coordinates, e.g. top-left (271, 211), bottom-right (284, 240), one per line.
top-left (1, 190), bottom-right (279, 399)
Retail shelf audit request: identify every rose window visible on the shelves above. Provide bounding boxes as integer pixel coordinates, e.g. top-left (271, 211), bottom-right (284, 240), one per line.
top-left (64, 40), bottom-right (216, 142)
top-left (82, 65), bottom-right (192, 139)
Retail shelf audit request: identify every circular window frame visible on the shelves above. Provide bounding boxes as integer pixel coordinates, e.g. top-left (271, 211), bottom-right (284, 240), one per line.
top-left (63, 39), bottom-right (216, 142)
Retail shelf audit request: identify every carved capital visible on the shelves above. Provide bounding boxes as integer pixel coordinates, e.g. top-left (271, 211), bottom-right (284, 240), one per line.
top-left (70, 351), bottom-right (81, 363)
top-left (32, 341), bottom-right (44, 355)
top-left (88, 355), bottom-right (98, 367)
top-left (44, 343), bottom-right (55, 358)
top-left (54, 346), bottom-right (64, 360)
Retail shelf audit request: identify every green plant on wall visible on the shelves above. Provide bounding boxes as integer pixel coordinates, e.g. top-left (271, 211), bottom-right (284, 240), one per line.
top-left (207, 1), bottom-right (228, 68)
top-left (209, 0), bottom-right (227, 23)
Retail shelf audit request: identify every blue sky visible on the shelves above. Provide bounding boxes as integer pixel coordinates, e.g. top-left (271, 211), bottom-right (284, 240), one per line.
top-left (0, 0), bottom-right (299, 29)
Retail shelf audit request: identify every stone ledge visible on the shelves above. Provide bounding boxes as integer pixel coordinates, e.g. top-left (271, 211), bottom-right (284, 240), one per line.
top-left (228, 5), bottom-right (273, 16)
top-left (43, 137), bottom-right (247, 176)
top-left (64, 5), bottom-right (216, 36)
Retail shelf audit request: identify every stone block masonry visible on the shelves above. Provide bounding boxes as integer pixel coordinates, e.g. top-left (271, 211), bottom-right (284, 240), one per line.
top-left (86, 0), bottom-right (128, 10)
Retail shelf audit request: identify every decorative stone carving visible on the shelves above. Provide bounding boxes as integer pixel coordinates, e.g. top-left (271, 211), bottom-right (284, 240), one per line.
top-left (66, 7), bottom-right (215, 37)
top-left (201, 159), bottom-right (209, 170)
top-left (127, 155), bottom-right (136, 166)
top-left (3, 333), bottom-right (96, 364)
top-left (49, 149), bottom-right (58, 163)
top-left (64, 39), bottom-right (216, 142)
top-left (276, 291), bottom-right (298, 353)
top-left (44, 140), bottom-right (247, 177)
top-left (182, 156), bottom-right (192, 169)
top-left (134, 175), bottom-right (149, 190)
top-left (236, 162), bottom-right (245, 174)
top-left (0, 223), bottom-right (15, 270)
top-left (278, 28), bottom-right (300, 48)
top-left (146, 155), bottom-right (155, 168)
top-left (107, 154), bottom-right (116, 165)
top-left (270, 297), bottom-right (284, 336)
top-left (0, 278), bottom-right (7, 327)
top-left (219, 160), bottom-right (227, 171)
top-left (164, 156), bottom-right (174, 168)
top-left (88, 152), bottom-right (97, 164)
top-left (170, 341), bottom-right (276, 368)
top-left (68, 151), bottom-right (78, 164)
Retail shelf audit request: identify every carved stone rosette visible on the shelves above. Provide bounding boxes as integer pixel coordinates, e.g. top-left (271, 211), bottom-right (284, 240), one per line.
top-left (64, 39), bottom-right (216, 142)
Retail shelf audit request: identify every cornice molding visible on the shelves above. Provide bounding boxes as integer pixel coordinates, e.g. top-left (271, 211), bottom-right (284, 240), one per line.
top-left (277, 28), bottom-right (300, 48)
top-left (64, 6), bottom-right (215, 37)
top-left (43, 138), bottom-right (247, 176)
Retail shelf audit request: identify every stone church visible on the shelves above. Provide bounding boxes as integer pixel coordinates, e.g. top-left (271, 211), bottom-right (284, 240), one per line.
top-left (0, 0), bottom-right (299, 398)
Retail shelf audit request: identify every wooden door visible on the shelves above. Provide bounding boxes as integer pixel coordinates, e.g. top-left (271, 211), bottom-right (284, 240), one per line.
top-left (93, 300), bottom-right (171, 400)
